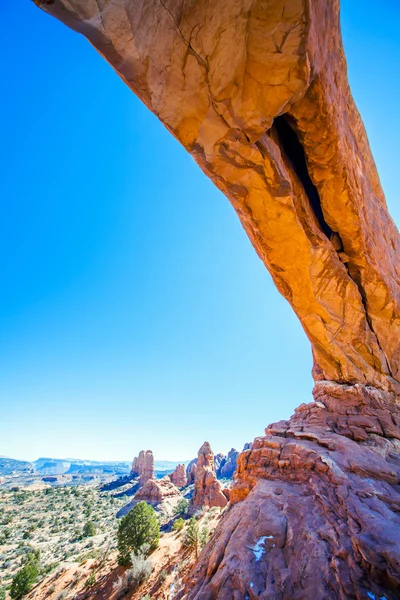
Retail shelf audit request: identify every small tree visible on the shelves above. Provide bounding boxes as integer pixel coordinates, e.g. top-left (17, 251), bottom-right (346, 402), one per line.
top-left (183, 517), bottom-right (199, 559)
top-left (174, 498), bottom-right (189, 516)
top-left (199, 527), bottom-right (209, 549)
top-left (83, 521), bottom-right (96, 538)
top-left (172, 518), bottom-right (185, 532)
top-left (117, 502), bottom-right (160, 564)
top-left (10, 562), bottom-right (39, 599)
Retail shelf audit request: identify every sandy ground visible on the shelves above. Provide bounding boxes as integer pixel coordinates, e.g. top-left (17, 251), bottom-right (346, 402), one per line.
top-left (27, 509), bottom-right (224, 600)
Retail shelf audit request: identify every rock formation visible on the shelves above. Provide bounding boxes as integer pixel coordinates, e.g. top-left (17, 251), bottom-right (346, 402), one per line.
top-left (213, 453), bottom-right (226, 476)
top-left (133, 476), bottom-right (181, 506)
top-left (34, 0), bottom-right (400, 596)
top-left (169, 463), bottom-right (187, 487)
top-left (189, 442), bottom-right (228, 514)
top-left (187, 383), bottom-right (400, 599)
top-left (130, 450), bottom-right (154, 486)
top-left (215, 448), bottom-right (239, 479)
top-left (186, 459), bottom-right (197, 486)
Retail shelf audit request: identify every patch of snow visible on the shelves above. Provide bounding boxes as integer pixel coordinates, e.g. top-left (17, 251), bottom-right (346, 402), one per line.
top-left (250, 582), bottom-right (254, 588)
top-left (367, 593), bottom-right (375, 600)
top-left (252, 536), bottom-right (273, 561)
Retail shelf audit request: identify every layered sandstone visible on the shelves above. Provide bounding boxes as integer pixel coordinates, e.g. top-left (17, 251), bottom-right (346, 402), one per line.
top-left (189, 442), bottom-right (228, 514)
top-left (131, 450), bottom-right (154, 485)
top-left (133, 476), bottom-right (182, 505)
top-left (36, 0), bottom-right (400, 393)
top-left (169, 463), bottom-right (187, 487)
top-left (187, 382), bottom-right (400, 599)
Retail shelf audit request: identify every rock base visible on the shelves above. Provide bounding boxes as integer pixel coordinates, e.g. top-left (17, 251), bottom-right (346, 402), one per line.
top-left (184, 382), bottom-right (400, 599)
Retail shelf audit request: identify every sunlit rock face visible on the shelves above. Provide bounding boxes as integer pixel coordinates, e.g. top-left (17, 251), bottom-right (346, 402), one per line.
top-left (36, 0), bottom-right (400, 392)
top-left (169, 463), bottom-right (187, 487)
top-left (187, 382), bottom-right (400, 599)
top-left (189, 442), bottom-right (228, 513)
top-left (35, 0), bottom-right (400, 596)
top-left (133, 475), bottom-right (181, 505)
top-left (131, 450), bottom-right (154, 485)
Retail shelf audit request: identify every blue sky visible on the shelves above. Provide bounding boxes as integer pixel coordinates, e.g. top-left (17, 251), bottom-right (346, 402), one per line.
top-left (1, 1), bottom-right (399, 462)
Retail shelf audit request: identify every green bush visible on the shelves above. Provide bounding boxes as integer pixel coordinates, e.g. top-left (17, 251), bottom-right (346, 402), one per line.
top-left (182, 517), bottom-right (199, 558)
top-left (174, 498), bottom-right (189, 515)
top-left (0, 587), bottom-right (6, 600)
top-left (84, 572), bottom-right (96, 587)
top-left (10, 562), bottom-right (39, 599)
top-left (83, 521), bottom-right (96, 538)
top-left (172, 518), bottom-right (185, 532)
top-left (117, 502), bottom-right (160, 565)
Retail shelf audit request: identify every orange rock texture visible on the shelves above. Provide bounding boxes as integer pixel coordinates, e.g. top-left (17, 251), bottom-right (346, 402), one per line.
top-left (133, 476), bottom-right (181, 505)
top-left (34, 0), bottom-right (400, 596)
top-left (169, 463), bottom-right (187, 487)
top-left (131, 450), bottom-right (154, 485)
top-left (187, 382), bottom-right (400, 599)
top-left (36, 0), bottom-right (400, 393)
top-left (189, 442), bottom-right (228, 514)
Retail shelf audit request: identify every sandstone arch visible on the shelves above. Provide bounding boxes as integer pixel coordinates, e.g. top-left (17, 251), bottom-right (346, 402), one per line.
top-left (34, 1), bottom-right (400, 597)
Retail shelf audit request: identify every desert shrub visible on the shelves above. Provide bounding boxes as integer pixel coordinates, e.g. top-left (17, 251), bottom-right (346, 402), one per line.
top-left (117, 502), bottom-right (160, 565)
top-left (10, 561), bottom-right (39, 599)
top-left (84, 572), bottom-right (96, 587)
top-left (172, 518), bottom-right (185, 532)
top-left (199, 527), bottom-right (209, 549)
top-left (0, 587), bottom-right (5, 600)
top-left (141, 596), bottom-right (151, 600)
top-left (82, 521), bottom-right (96, 537)
top-left (125, 550), bottom-right (152, 589)
top-left (173, 499), bottom-right (189, 516)
top-left (159, 569), bottom-right (168, 583)
top-left (55, 592), bottom-right (68, 600)
top-left (182, 517), bottom-right (199, 558)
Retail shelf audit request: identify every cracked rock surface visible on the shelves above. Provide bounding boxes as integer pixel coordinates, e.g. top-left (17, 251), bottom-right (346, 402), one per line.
top-left (36, 0), bottom-right (400, 391)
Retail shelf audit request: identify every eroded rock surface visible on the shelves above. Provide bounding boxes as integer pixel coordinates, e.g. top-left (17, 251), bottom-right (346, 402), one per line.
top-left (36, 0), bottom-right (400, 393)
top-left (131, 450), bottom-right (154, 485)
top-left (186, 382), bottom-right (400, 599)
top-left (169, 463), bottom-right (187, 487)
top-left (34, 0), bottom-right (400, 596)
top-left (133, 476), bottom-right (181, 505)
top-left (189, 442), bottom-right (228, 514)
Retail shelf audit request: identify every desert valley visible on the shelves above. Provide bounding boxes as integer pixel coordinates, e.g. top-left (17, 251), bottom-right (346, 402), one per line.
top-left (0, 443), bottom-right (243, 599)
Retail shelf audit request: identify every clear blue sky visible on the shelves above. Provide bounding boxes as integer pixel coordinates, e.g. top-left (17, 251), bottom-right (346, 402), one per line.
top-left (1, 1), bottom-right (399, 462)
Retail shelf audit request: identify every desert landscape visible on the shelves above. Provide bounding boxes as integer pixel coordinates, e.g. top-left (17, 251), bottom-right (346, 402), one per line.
top-left (2, 0), bottom-right (400, 598)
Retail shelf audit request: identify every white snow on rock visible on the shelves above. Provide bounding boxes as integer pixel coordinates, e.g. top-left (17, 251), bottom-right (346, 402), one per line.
top-left (252, 536), bottom-right (274, 561)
